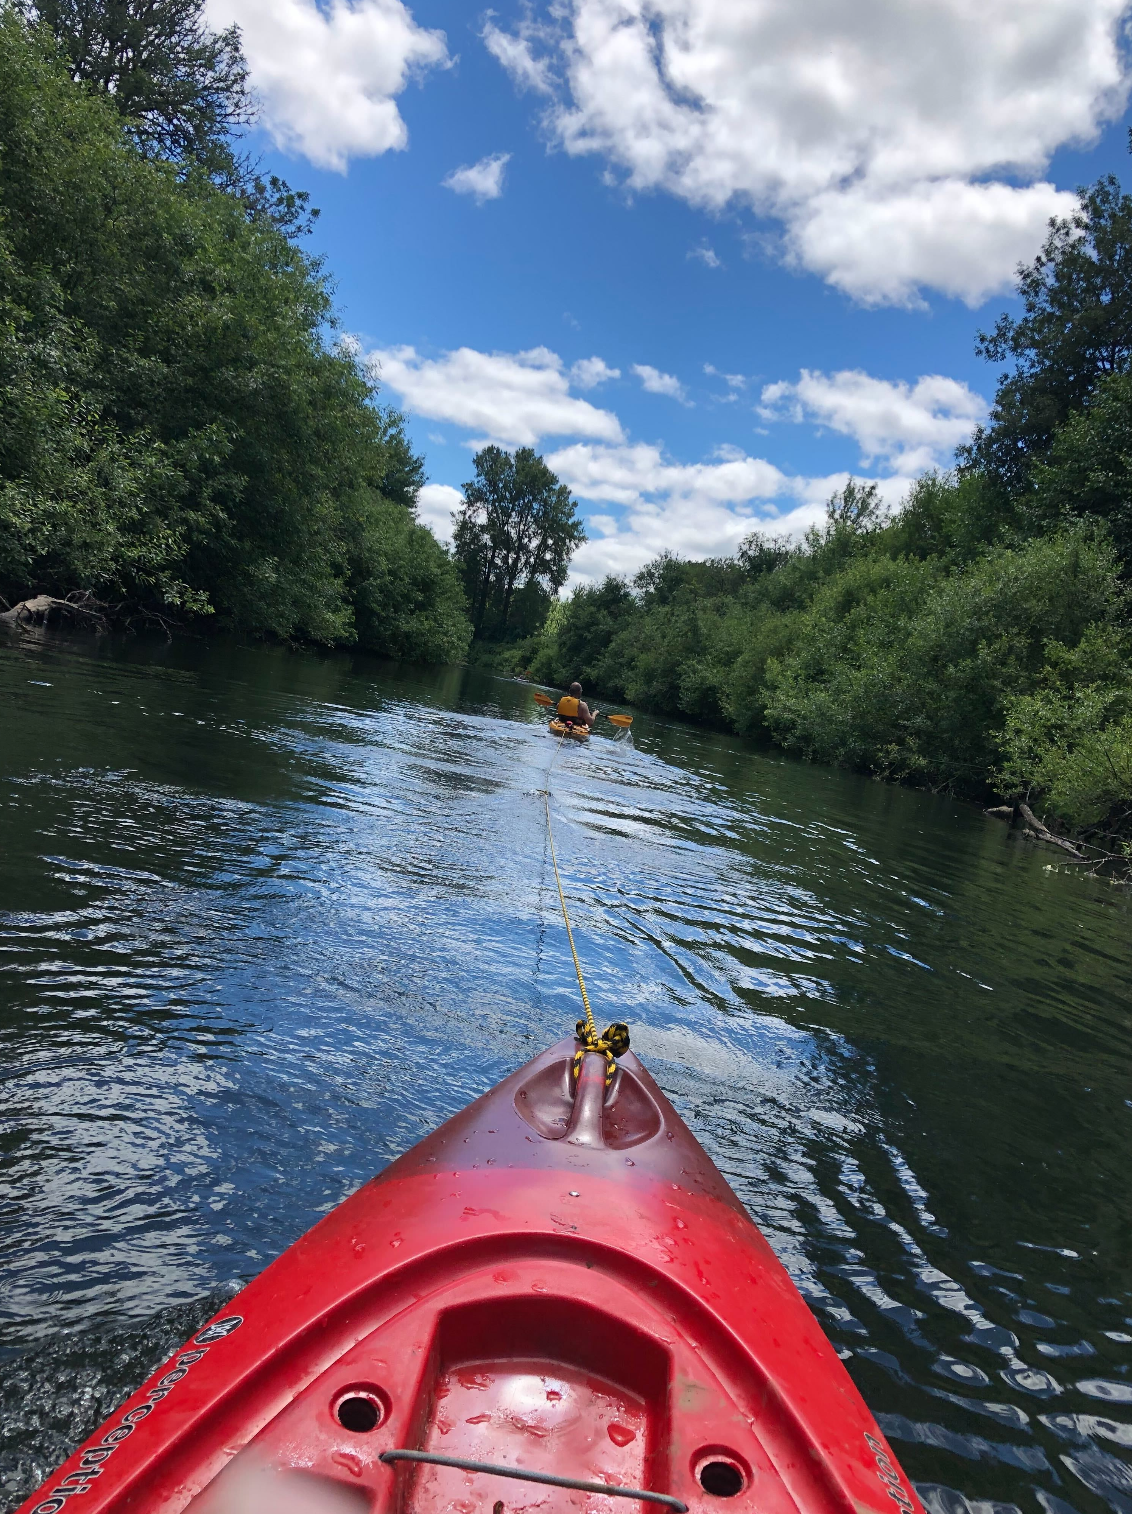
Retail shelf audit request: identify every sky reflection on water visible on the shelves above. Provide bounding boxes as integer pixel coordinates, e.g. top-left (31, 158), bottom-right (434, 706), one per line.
top-left (1, 632), bottom-right (1130, 1514)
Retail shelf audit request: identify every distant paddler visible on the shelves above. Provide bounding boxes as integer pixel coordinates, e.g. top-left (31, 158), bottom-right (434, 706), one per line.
top-left (532, 687), bottom-right (633, 733)
top-left (556, 682), bottom-right (598, 732)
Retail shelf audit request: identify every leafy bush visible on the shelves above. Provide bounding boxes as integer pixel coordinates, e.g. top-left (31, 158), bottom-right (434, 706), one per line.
top-left (766, 530), bottom-right (1121, 786)
top-left (1031, 373), bottom-right (1132, 568)
top-left (998, 626), bottom-right (1132, 834)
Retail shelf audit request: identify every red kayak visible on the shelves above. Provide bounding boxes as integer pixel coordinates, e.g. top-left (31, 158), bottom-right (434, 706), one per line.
top-left (20, 1038), bottom-right (922, 1514)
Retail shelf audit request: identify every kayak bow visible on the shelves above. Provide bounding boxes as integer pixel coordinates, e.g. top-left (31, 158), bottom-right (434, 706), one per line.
top-left (20, 1040), bottom-right (922, 1514)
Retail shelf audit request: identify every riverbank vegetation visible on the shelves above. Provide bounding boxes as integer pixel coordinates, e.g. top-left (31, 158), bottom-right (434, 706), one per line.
top-left (524, 176), bottom-right (1132, 864)
top-left (0, 3), bottom-right (470, 662)
top-left (3, 3), bottom-right (1130, 862)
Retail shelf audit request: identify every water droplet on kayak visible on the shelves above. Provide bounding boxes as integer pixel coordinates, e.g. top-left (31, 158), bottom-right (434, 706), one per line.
top-left (332, 1451), bottom-right (364, 1477)
top-left (608, 1422), bottom-right (636, 1446)
top-left (466, 1413), bottom-right (491, 1425)
top-left (546, 1390), bottom-right (562, 1401)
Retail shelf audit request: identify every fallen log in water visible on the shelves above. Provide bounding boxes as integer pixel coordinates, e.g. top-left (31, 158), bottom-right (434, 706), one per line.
top-left (0, 593), bottom-right (108, 630)
top-left (1018, 801), bottom-right (1086, 858)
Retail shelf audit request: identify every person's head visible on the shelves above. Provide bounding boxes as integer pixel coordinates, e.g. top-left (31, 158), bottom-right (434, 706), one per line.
top-left (569, 682), bottom-right (582, 697)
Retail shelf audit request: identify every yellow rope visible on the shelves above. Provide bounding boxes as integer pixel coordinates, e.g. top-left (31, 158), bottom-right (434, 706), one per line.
top-left (540, 733), bottom-right (630, 1084)
top-left (543, 788), bottom-right (596, 1039)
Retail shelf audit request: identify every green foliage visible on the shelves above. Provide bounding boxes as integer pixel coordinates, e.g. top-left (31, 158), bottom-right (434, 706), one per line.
top-left (529, 575), bottom-right (636, 687)
top-left (998, 627), bottom-right (1132, 833)
top-left (21, 0), bottom-right (252, 164)
top-left (881, 471), bottom-right (1020, 562)
top-left (1031, 372), bottom-right (1132, 566)
top-left (0, 8), bottom-right (469, 661)
top-left (532, 473), bottom-right (1128, 839)
top-left (766, 529), bottom-right (1121, 787)
top-left (350, 502), bottom-right (471, 664)
top-left (963, 171), bottom-right (1132, 500)
top-left (453, 445), bottom-right (585, 641)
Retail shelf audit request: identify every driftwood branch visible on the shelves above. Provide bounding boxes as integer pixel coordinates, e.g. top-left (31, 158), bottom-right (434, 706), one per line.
top-left (0, 592), bottom-right (109, 631)
top-left (1018, 801), bottom-right (1086, 858)
top-left (984, 805), bottom-right (1014, 820)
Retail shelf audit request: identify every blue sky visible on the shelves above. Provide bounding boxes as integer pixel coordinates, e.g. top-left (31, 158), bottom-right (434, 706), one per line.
top-left (207, 0), bottom-right (1132, 581)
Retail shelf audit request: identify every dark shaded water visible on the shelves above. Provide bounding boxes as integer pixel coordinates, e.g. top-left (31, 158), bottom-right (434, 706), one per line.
top-left (2, 632), bottom-right (1131, 1514)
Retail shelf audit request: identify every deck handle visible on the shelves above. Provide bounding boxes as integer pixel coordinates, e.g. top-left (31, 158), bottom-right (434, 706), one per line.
top-left (379, 1448), bottom-right (688, 1510)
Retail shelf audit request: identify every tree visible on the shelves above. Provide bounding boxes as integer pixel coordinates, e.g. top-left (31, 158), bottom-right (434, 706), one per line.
top-left (962, 165), bottom-right (1132, 498)
top-left (1031, 372), bottom-right (1132, 568)
top-left (0, 9), bottom-right (471, 659)
top-left (21, 0), bottom-right (252, 163)
top-left (452, 446), bottom-right (585, 640)
top-left (825, 478), bottom-right (886, 534)
top-left (371, 406), bottom-right (427, 510)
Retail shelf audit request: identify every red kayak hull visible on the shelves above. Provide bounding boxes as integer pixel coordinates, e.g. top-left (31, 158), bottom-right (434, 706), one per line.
top-left (19, 1041), bottom-right (921, 1514)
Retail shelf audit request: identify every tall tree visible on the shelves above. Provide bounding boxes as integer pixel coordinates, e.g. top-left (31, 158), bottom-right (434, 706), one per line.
top-left (453, 446), bottom-right (585, 640)
top-left (963, 164), bottom-right (1132, 498)
top-left (21, 0), bottom-right (252, 162)
top-left (0, 9), bottom-right (470, 662)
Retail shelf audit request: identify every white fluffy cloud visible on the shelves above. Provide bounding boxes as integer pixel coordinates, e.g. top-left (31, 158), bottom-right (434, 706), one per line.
top-left (379, 342), bottom-right (944, 576)
top-left (792, 179), bottom-right (1077, 307)
top-left (570, 356), bottom-right (620, 388)
top-left (206, 0), bottom-right (447, 170)
top-left (704, 364), bottom-right (745, 390)
top-left (632, 364), bottom-right (688, 402)
top-left (760, 369), bottom-right (987, 472)
top-left (481, 17), bottom-right (554, 94)
top-left (416, 483), bottom-right (462, 543)
top-left (486, 0), bottom-right (1128, 304)
top-left (688, 243), bottom-right (722, 269)
top-left (368, 345), bottom-right (624, 446)
top-left (548, 443), bottom-right (912, 580)
top-left (442, 153), bottom-right (511, 202)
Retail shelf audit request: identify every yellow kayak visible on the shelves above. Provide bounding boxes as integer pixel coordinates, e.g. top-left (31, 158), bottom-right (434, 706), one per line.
top-left (548, 719), bottom-right (590, 740)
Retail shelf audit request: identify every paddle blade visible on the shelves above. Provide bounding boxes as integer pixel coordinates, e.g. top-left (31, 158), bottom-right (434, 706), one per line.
top-left (533, 692), bottom-right (553, 707)
top-left (607, 714), bottom-right (634, 727)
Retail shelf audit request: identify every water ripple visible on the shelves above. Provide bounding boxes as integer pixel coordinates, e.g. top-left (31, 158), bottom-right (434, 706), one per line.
top-left (1, 636), bottom-right (1130, 1514)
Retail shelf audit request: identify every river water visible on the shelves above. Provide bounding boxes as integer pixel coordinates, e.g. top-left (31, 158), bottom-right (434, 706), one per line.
top-left (1, 631), bottom-right (1130, 1514)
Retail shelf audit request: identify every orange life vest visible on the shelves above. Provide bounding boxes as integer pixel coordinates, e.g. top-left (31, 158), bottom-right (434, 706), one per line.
top-left (557, 696), bottom-right (580, 719)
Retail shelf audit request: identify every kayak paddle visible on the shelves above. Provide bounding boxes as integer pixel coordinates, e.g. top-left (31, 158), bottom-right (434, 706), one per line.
top-left (532, 690), bottom-right (632, 726)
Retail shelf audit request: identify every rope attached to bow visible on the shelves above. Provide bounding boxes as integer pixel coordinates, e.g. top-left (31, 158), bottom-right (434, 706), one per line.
top-left (543, 780), bottom-right (629, 1088)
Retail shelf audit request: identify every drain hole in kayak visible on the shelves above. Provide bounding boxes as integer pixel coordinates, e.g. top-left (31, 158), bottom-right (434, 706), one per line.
top-left (699, 1460), bottom-right (745, 1497)
top-left (334, 1387), bottom-right (387, 1433)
